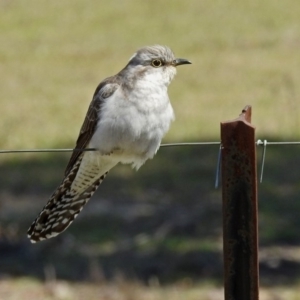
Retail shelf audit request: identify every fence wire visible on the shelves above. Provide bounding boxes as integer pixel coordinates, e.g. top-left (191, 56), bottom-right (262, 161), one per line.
top-left (0, 139), bottom-right (300, 185)
top-left (1, 139), bottom-right (300, 154)
top-left (0, 142), bottom-right (220, 154)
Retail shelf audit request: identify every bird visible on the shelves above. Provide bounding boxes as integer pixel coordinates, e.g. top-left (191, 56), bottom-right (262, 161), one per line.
top-left (27, 45), bottom-right (191, 243)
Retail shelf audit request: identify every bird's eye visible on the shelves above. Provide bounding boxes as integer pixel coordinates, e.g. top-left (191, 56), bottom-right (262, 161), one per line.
top-left (151, 59), bottom-right (163, 68)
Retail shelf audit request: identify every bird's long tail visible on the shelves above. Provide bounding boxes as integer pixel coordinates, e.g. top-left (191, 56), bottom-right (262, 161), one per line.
top-left (27, 153), bottom-right (116, 243)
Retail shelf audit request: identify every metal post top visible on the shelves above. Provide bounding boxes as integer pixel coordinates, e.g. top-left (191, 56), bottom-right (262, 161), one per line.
top-left (239, 105), bottom-right (252, 123)
top-left (221, 105), bottom-right (253, 127)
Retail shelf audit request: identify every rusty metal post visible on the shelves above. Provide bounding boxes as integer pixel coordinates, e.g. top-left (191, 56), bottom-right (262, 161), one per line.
top-left (221, 105), bottom-right (259, 300)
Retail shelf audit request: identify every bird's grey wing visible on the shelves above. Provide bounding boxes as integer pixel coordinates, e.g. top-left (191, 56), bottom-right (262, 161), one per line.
top-left (27, 80), bottom-right (120, 243)
top-left (65, 79), bottom-right (119, 175)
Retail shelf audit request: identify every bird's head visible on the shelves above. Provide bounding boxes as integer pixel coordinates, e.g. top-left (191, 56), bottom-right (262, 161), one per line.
top-left (122, 45), bottom-right (191, 87)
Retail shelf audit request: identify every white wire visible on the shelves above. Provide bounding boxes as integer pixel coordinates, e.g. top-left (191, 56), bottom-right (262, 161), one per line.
top-left (256, 140), bottom-right (300, 146)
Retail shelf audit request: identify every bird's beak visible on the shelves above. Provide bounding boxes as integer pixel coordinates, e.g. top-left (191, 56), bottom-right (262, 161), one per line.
top-left (173, 58), bottom-right (192, 66)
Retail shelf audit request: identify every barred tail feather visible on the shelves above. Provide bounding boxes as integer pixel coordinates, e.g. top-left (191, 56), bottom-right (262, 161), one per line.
top-left (27, 153), bottom-right (115, 243)
top-left (27, 173), bottom-right (107, 243)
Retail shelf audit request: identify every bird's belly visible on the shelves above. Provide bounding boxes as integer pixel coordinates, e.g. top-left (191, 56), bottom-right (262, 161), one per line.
top-left (90, 102), bottom-right (174, 169)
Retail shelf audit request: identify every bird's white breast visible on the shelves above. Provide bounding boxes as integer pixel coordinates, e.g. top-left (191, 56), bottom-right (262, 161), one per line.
top-left (90, 76), bottom-right (175, 169)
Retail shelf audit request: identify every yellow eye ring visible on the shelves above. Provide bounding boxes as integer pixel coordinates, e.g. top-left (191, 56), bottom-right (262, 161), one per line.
top-left (151, 59), bottom-right (163, 67)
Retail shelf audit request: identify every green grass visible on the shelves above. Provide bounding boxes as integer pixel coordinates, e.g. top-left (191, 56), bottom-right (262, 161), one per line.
top-left (0, 0), bottom-right (300, 149)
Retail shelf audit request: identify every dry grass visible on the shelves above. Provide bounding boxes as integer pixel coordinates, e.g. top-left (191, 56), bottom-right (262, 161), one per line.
top-left (1, 278), bottom-right (300, 300)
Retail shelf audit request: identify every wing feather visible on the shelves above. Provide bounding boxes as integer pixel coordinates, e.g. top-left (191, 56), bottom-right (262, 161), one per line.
top-left (65, 79), bottom-right (120, 175)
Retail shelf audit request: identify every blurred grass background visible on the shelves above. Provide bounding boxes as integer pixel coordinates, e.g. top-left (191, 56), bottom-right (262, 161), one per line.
top-left (1, 0), bottom-right (300, 299)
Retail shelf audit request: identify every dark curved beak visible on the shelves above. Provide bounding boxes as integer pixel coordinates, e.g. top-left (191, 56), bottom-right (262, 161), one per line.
top-left (173, 58), bottom-right (192, 66)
